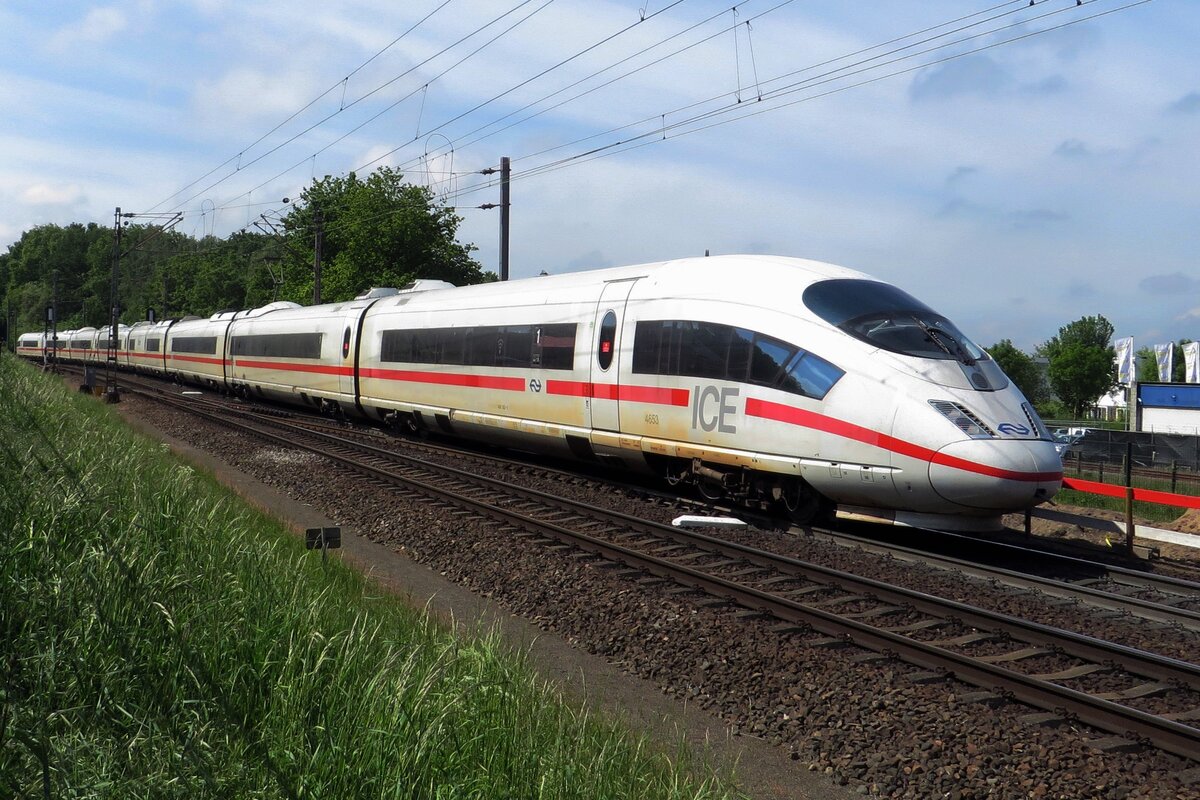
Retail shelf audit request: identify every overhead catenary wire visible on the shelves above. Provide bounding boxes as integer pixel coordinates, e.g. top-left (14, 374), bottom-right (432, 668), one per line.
top-left (222, 0), bottom-right (561, 212)
top-left (280, 0), bottom-right (1139, 245)
top-left (217, 0), bottom-right (694, 212)
top-left (162, 0), bottom-right (555, 216)
top-left (189, 0), bottom-right (1148, 249)
top-left (388, 0), bottom-right (1021, 176)
top-left (208, 0), bottom-right (1037, 218)
top-left (149, 0), bottom-right (457, 213)
top-left (418, 0), bottom-right (1155, 211)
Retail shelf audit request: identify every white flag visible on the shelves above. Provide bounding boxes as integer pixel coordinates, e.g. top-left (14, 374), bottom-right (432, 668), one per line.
top-left (1154, 343), bottom-right (1174, 382)
top-left (1185, 342), bottom-right (1200, 383)
top-left (1114, 336), bottom-right (1134, 384)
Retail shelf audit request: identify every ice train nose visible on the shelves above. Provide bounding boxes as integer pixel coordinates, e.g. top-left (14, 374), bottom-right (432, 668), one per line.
top-left (928, 439), bottom-right (1062, 511)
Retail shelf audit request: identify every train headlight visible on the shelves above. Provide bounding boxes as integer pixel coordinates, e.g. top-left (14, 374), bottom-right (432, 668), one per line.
top-left (928, 400), bottom-right (995, 440)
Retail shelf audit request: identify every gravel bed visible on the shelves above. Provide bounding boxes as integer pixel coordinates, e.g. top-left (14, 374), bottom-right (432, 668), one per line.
top-left (120, 394), bottom-right (1200, 799)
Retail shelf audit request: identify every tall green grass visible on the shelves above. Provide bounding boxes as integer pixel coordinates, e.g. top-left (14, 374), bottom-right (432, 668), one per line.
top-left (0, 356), bottom-right (745, 799)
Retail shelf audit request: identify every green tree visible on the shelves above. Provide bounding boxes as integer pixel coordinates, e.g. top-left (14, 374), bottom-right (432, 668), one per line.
top-left (1135, 346), bottom-right (1159, 384)
top-left (985, 339), bottom-right (1048, 406)
top-left (279, 167), bottom-right (489, 304)
top-left (1177, 339), bottom-right (1193, 382)
top-left (1040, 315), bottom-right (1116, 419)
top-left (1, 223), bottom-right (108, 331)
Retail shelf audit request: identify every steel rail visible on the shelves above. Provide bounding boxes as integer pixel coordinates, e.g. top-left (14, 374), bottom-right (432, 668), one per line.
top-left (804, 528), bottom-right (1200, 630)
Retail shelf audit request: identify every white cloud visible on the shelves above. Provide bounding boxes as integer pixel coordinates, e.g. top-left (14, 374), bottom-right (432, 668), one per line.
top-left (21, 183), bottom-right (86, 206)
top-left (49, 7), bottom-right (128, 51)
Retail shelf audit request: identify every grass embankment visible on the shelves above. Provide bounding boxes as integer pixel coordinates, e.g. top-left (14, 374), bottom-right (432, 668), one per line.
top-left (0, 355), bottom-right (745, 799)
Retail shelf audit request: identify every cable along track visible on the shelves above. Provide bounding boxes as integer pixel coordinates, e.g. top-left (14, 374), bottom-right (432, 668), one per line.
top-left (123, 386), bottom-right (1200, 765)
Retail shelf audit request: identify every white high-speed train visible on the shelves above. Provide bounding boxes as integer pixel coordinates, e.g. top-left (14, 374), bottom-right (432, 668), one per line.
top-left (22, 255), bottom-right (1062, 530)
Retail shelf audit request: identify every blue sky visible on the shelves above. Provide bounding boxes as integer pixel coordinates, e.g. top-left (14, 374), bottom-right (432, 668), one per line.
top-left (1, 0), bottom-right (1195, 352)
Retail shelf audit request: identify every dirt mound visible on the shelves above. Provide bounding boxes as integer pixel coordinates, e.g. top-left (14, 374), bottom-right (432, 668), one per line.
top-left (1171, 508), bottom-right (1200, 534)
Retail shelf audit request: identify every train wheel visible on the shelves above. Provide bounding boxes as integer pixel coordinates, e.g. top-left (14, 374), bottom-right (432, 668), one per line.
top-left (696, 480), bottom-right (724, 501)
top-left (781, 479), bottom-right (822, 524)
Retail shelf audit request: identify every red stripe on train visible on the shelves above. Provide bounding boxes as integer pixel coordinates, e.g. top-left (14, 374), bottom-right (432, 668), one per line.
top-left (745, 398), bottom-right (1061, 483)
top-left (360, 367), bottom-right (526, 392)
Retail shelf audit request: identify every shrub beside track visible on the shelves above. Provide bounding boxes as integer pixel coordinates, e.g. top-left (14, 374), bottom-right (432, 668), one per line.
top-left (0, 355), bottom-right (743, 800)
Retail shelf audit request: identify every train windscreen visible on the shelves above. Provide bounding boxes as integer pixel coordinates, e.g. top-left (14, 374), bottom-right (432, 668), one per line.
top-left (803, 278), bottom-right (1007, 391)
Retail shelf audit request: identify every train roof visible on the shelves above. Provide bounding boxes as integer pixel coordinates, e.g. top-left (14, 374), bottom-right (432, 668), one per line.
top-left (372, 254), bottom-right (875, 311)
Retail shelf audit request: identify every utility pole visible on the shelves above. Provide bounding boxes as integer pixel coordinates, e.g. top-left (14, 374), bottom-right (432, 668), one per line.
top-left (480, 156), bottom-right (511, 280)
top-left (313, 207), bottom-right (324, 304)
top-left (499, 156), bottom-right (510, 281)
top-left (106, 207), bottom-right (123, 402)
top-left (50, 270), bottom-right (58, 368)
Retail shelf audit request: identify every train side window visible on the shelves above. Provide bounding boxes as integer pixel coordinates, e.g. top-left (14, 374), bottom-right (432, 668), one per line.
top-left (440, 328), bottom-right (466, 365)
top-left (632, 320), bottom-right (662, 374)
top-left (464, 327), bottom-right (495, 366)
top-left (679, 321), bottom-right (732, 380)
top-left (342, 327), bottom-right (352, 359)
top-left (782, 351), bottom-right (844, 400)
top-left (597, 311), bottom-right (617, 371)
top-left (727, 328), bottom-right (754, 381)
top-left (413, 330), bottom-right (440, 363)
top-left (536, 324), bottom-right (577, 370)
top-left (379, 330), bottom-right (412, 362)
top-left (749, 336), bottom-right (795, 386)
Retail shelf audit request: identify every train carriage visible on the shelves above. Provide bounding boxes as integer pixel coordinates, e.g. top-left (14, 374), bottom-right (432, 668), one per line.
top-left (64, 327), bottom-right (98, 364)
top-left (226, 299), bottom-right (362, 411)
top-left (351, 256), bottom-right (1059, 528)
top-left (128, 318), bottom-right (196, 376)
top-left (93, 325), bottom-right (131, 367)
top-left (15, 332), bottom-right (47, 360)
top-left (357, 278), bottom-right (595, 454)
top-left (166, 312), bottom-right (239, 389)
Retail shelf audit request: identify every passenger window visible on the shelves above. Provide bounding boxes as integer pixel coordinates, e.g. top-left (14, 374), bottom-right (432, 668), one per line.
top-left (342, 327), bottom-right (352, 359)
top-left (779, 351), bottom-right (844, 400)
top-left (597, 311), bottom-right (617, 370)
top-left (727, 328), bottom-right (754, 381)
top-left (750, 336), bottom-right (795, 386)
top-left (679, 321), bottom-right (732, 380)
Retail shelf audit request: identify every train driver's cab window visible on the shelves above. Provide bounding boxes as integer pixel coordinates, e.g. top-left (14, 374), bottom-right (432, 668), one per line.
top-left (803, 278), bottom-right (1007, 391)
top-left (597, 311), bottom-right (617, 370)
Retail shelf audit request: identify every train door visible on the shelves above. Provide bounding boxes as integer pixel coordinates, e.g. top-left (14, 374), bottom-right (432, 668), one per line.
top-left (588, 278), bottom-right (638, 432)
top-left (339, 305), bottom-right (364, 401)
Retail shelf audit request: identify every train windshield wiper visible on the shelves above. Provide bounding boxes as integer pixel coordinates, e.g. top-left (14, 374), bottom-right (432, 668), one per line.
top-left (912, 317), bottom-right (976, 366)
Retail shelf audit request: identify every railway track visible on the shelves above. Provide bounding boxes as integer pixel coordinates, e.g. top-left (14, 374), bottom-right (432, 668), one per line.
top-left (113, 377), bottom-right (1200, 764)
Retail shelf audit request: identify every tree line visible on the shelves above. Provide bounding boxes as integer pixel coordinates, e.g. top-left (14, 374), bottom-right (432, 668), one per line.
top-left (0, 168), bottom-right (492, 341)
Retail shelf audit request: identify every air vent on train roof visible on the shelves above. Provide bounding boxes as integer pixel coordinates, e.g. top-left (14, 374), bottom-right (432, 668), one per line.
top-left (354, 287), bottom-right (401, 299)
top-left (397, 279), bottom-right (456, 293)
